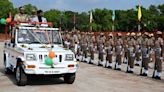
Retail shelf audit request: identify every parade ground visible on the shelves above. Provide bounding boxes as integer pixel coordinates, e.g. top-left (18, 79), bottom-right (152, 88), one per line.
top-left (0, 42), bottom-right (164, 92)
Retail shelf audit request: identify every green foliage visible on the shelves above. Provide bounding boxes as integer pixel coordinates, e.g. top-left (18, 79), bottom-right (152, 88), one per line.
top-left (44, 9), bottom-right (61, 27)
top-left (23, 4), bottom-right (37, 14)
top-left (158, 4), bottom-right (164, 15)
top-left (0, 0), bottom-right (13, 18)
top-left (0, 0), bottom-right (164, 32)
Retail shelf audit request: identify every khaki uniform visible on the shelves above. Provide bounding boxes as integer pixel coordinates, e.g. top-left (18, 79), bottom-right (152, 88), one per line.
top-left (123, 36), bottom-right (130, 64)
top-left (105, 37), bottom-right (114, 68)
top-left (115, 36), bottom-right (123, 70)
top-left (76, 34), bottom-right (82, 61)
top-left (148, 37), bottom-right (155, 62)
top-left (127, 37), bottom-right (136, 73)
top-left (88, 39), bottom-right (95, 64)
top-left (154, 37), bottom-right (163, 78)
top-left (14, 13), bottom-right (30, 22)
top-left (73, 34), bottom-right (79, 54)
top-left (98, 35), bottom-right (105, 66)
top-left (135, 36), bottom-right (142, 66)
top-left (69, 36), bottom-right (75, 53)
top-left (82, 38), bottom-right (88, 62)
top-left (141, 37), bottom-right (149, 76)
top-left (64, 33), bottom-right (71, 49)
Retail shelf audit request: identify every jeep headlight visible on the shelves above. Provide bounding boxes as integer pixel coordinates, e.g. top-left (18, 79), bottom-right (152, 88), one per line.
top-left (65, 54), bottom-right (73, 61)
top-left (26, 54), bottom-right (36, 61)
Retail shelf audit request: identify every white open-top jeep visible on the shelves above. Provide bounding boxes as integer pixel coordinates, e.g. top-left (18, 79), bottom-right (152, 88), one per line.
top-left (3, 22), bottom-right (78, 86)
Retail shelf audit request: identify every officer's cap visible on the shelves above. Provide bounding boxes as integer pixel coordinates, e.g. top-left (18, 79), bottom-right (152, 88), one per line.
top-left (144, 32), bottom-right (149, 36)
top-left (130, 32), bottom-right (135, 36)
top-left (137, 32), bottom-right (141, 36)
top-left (156, 31), bottom-right (162, 35)
top-left (100, 33), bottom-right (104, 35)
top-left (126, 32), bottom-right (130, 36)
top-left (109, 33), bottom-right (113, 37)
top-left (117, 33), bottom-right (122, 36)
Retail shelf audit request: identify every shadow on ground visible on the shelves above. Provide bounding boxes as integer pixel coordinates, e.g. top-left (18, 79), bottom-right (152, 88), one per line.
top-left (80, 62), bottom-right (164, 83)
top-left (0, 67), bottom-right (66, 86)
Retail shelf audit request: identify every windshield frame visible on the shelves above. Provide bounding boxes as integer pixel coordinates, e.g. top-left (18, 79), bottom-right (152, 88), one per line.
top-left (16, 27), bottom-right (62, 45)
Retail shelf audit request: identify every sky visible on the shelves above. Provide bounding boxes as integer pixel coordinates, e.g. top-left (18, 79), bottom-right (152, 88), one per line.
top-left (10, 0), bottom-right (164, 12)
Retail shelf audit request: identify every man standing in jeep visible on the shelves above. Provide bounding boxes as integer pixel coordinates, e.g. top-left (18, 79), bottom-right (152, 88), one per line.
top-left (14, 6), bottom-right (30, 22)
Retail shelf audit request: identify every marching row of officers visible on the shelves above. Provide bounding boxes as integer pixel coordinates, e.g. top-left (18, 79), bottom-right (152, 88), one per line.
top-left (62, 31), bottom-right (164, 80)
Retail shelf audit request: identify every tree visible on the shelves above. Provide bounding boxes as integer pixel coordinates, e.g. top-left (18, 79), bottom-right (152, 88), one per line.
top-left (158, 4), bottom-right (164, 15)
top-left (0, 0), bottom-right (14, 33)
top-left (0, 0), bottom-right (13, 18)
top-left (23, 4), bottom-right (37, 15)
top-left (44, 9), bottom-right (61, 27)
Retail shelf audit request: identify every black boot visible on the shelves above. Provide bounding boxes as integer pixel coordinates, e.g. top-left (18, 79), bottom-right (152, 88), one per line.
top-left (135, 63), bottom-right (140, 66)
top-left (140, 73), bottom-right (147, 76)
top-left (107, 66), bottom-right (112, 69)
top-left (116, 68), bottom-right (121, 71)
top-left (155, 76), bottom-right (161, 80)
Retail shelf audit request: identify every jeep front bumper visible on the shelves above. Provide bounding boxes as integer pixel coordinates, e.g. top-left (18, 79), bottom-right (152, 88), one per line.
top-left (23, 62), bottom-right (78, 75)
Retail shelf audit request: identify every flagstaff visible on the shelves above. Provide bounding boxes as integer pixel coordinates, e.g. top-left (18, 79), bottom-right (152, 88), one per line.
top-left (89, 10), bottom-right (93, 31)
top-left (112, 10), bottom-right (115, 32)
top-left (73, 14), bottom-right (76, 31)
top-left (138, 2), bottom-right (142, 31)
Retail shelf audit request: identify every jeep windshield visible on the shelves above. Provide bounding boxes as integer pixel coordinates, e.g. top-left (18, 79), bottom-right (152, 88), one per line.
top-left (17, 29), bottom-right (62, 44)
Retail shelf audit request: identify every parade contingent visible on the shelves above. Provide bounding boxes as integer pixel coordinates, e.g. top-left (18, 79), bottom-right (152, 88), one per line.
top-left (12, 6), bottom-right (163, 80)
top-left (61, 31), bottom-right (164, 80)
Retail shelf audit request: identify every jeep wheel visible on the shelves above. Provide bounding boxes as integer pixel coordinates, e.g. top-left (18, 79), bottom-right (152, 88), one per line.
top-left (15, 66), bottom-right (27, 86)
top-left (64, 73), bottom-right (76, 84)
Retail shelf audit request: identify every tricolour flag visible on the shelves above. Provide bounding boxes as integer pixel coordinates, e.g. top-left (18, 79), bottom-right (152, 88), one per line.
top-left (138, 5), bottom-right (142, 21)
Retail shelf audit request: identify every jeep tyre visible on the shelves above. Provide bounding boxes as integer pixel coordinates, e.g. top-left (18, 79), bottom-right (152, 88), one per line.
top-left (64, 73), bottom-right (76, 84)
top-left (15, 65), bottom-right (27, 86)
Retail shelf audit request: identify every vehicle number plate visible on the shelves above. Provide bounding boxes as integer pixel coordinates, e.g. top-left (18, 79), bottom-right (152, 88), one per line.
top-left (44, 70), bottom-right (59, 74)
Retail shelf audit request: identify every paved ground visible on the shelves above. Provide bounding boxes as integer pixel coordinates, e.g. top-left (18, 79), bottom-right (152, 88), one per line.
top-left (0, 42), bottom-right (164, 92)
